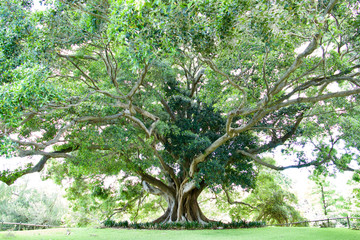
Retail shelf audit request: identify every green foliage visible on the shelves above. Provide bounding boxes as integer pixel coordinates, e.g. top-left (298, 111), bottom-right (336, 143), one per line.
top-left (227, 160), bottom-right (303, 225)
top-left (309, 174), bottom-right (339, 216)
top-left (0, 136), bottom-right (17, 158)
top-left (162, 94), bottom-right (257, 189)
top-left (0, 65), bottom-right (63, 128)
top-left (103, 219), bottom-right (265, 230)
top-left (0, 163), bottom-right (33, 185)
top-left (0, 0), bottom-right (34, 84)
top-left (46, 159), bottom-right (164, 226)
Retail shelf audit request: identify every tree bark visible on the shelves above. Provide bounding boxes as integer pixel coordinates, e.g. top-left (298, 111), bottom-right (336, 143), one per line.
top-left (143, 181), bottom-right (212, 223)
top-left (152, 189), bottom-right (212, 223)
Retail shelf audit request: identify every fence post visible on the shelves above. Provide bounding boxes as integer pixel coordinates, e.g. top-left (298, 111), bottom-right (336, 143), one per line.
top-left (19, 222), bottom-right (22, 231)
top-left (327, 218), bottom-right (330, 227)
top-left (347, 216), bottom-right (351, 229)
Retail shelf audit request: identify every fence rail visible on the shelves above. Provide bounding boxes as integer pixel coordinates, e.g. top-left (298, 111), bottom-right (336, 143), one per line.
top-left (269, 216), bottom-right (360, 228)
top-left (0, 221), bottom-right (64, 231)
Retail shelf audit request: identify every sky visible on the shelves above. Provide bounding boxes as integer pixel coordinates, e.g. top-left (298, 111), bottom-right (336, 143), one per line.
top-left (31, 0), bottom-right (50, 12)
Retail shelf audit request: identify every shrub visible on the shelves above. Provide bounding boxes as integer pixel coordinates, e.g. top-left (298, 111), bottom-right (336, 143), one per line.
top-left (103, 220), bottom-right (265, 230)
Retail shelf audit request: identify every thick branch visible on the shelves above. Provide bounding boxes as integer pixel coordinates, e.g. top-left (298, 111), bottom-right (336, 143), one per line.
top-left (238, 150), bottom-right (328, 171)
top-left (190, 68), bottom-right (205, 98)
top-left (142, 181), bottom-right (164, 195)
top-left (126, 64), bottom-right (149, 99)
top-left (189, 134), bottom-right (232, 177)
top-left (250, 113), bottom-right (305, 154)
top-left (279, 73), bottom-right (360, 103)
top-left (18, 150), bottom-right (72, 159)
top-left (223, 187), bottom-right (258, 209)
top-left (268, 88), bottom-right (360, 112)
top-left (58, 53), bottom-right (100, 89)
top-left (76, 112), bottom-right (125, 123)
top-left (138, 170), bottom-right (175, 197)
top-left (150, 144), bottom-right (180, 189)
top-left (324, 0), bottom-right (339, 15)
top-left (269, 0), bottom-right (338, 97)
top-left (160, 98), bottom-right (176, 121)
top-left (57, 53), bottom-right (98, 61)
top-left (270, 33), bottom-right (322, 97)
top-left (2, 146), bottom-right (77, 186)
top-left (11, 121), bottom-right (75, 150)
top-left (183, 180), bottom-right (196, 194)
top-left (124, 113), bottom-right (158, 138)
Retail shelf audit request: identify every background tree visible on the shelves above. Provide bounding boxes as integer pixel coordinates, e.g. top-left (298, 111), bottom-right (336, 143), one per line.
top-left (310, 174), bottom-right (337, 216)
top-left (0, 181), bottom-right (65, 226)
top-left (220, 158), bottom-right (303, 225)
top-left (46, 160), bottom-right (165, 226)
top-left (1, 0), bottom-right (360, 223)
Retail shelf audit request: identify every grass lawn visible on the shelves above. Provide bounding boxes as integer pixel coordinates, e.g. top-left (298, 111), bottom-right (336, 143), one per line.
top-left (1, 227), bottom-right (359, 240)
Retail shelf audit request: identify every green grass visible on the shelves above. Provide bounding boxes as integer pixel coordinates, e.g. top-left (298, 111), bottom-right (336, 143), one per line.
top-left (1, 227), bottom-right (360, 240)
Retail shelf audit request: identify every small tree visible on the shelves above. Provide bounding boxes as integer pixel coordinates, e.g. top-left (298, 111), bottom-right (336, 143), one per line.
top-left (224, 159), bottom-right (303, 224)
top-left (310, 175), bottom-right (336, 216)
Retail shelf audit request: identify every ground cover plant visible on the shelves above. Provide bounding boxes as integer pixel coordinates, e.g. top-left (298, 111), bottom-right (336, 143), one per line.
top-left (103, 220), bottom-right (265, 229)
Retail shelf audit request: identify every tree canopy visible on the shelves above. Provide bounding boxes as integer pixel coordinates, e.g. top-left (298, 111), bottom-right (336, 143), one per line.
top-left (1, 0), bottom-right (360, 223)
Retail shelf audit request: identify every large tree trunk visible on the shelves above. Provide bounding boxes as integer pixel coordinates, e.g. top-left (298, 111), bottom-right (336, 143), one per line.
top-left (142, 181), bottom-right (212, 223)
top-left (152, 189), bottom-right (211, 223)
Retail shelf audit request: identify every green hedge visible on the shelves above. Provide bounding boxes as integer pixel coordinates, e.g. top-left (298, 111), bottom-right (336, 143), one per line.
top-left (103, 220), bottom-right (265, 230)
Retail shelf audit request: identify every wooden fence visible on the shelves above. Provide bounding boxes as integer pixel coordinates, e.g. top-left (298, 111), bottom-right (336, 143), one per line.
top-left (0, 221), bottom-right (64, 231)
top-left (269, 216), bottom-right (360, 228)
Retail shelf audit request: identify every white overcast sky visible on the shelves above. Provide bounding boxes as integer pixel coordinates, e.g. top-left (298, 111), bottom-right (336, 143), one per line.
top-left (32, 0), bottom-right (50, 11)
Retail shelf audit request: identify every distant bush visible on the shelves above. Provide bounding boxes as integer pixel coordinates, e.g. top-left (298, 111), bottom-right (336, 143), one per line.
top-left (0, 182), bottom-right (65, 226)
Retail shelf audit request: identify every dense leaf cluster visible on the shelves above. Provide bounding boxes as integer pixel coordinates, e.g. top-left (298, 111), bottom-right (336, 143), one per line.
top-left (0, 163), bottom-right (33, 186)
top-left (162, 85), bottom-right (258, 188)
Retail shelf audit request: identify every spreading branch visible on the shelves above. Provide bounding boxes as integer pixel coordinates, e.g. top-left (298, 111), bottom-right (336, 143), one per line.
top-left (237, 150), bottom-right (341, 171)
top-left (126, 63), bottom-right (150, 100)
top-left (223, 187), bottom-right (258, 210)
top-left (249, 113), bottom-right (305, 154)
top-left (3, 146), bottom-right (77, 186)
